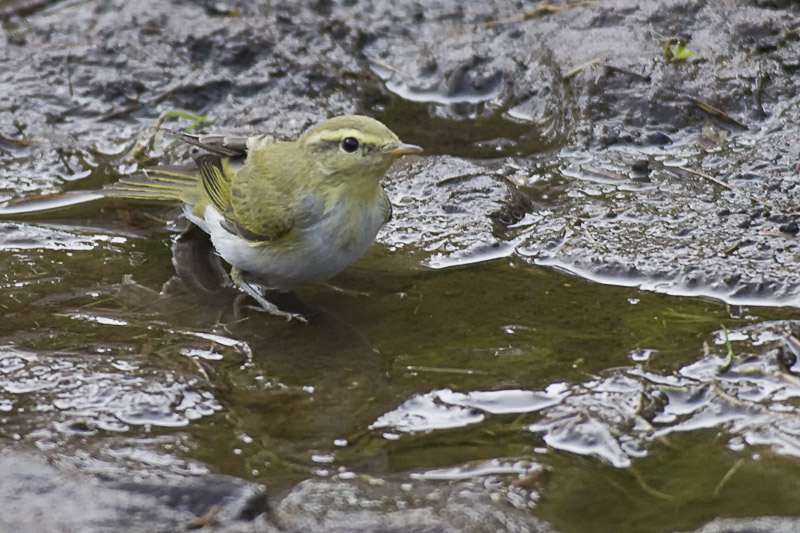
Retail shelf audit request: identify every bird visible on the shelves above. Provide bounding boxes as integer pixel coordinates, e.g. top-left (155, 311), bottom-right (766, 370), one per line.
top-left (104, 115), bottom-right (423, 321)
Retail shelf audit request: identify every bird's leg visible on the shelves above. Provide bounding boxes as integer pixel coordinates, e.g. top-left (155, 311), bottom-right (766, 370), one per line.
top-left (229, 267), bottom-right (307, 323)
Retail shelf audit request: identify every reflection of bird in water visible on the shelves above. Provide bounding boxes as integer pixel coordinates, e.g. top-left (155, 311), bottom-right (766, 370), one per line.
top-left (163, 224), bottom-right (396, 449)
top-left (162, 224), bottom-right (314, 319)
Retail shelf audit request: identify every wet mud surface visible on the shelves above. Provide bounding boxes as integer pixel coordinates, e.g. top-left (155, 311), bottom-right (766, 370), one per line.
top-left (2, 0), bottom-right (800, 531)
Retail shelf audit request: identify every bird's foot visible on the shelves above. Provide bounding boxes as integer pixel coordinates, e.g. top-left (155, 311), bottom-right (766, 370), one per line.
top-left (247, 298), bottom-right (308, 323)
top-left (230, 268), bottom-right (308, 323)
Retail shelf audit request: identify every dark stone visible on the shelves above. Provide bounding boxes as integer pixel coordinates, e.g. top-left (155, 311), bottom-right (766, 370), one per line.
top-left (644, 132), bottom-right (672, 145)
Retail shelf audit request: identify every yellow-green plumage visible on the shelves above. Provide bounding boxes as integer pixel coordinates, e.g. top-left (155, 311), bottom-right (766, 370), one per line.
top-left (105, 115), bottom-right (422, 320)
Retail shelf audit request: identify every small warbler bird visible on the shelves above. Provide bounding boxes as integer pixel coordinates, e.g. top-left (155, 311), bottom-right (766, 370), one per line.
top-left (105, 115), bottom-right (422, 321)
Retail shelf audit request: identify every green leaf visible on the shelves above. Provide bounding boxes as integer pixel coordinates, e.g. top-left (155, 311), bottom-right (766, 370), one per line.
top-left (718, 324), bottom-right (734, 373)
top-left (672, 43), bottom-right (693, 59)
top-left (162, 110), bottom-right (215, 132)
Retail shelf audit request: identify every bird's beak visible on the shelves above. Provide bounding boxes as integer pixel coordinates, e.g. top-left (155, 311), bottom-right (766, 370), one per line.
top-left (384, 142), bottom-right (423, 159)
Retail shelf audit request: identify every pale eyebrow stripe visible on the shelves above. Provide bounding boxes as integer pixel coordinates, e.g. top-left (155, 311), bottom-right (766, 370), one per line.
top-left (318, 140), bottom-right (380, 153)
top-left (313, 129), bottom-right (386, 145)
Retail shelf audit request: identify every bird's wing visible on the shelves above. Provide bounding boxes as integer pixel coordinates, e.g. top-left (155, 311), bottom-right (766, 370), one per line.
top-left (166, 130), bottom-right (289, 243)
top-left (195, 154), bottom-right (230, 213)
top-left (167, 130), bottom-right (275, 158)
top-left (192, 151), bottom-right (286, 243)
top-left (381, 192), bottom-right (392, 224)
top-left (226, 141), bottom-right (318, 245)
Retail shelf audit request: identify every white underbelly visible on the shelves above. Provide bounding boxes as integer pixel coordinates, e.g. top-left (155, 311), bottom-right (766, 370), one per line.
top-left (184, 203), bottom-right (384, 290)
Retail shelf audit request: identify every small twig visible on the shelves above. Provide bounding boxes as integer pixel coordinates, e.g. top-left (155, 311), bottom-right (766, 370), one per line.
top-left (97, 75), bottom-right (197, 122)
top-left (562, 58), bottom-right (600, 81)
top-left (720, 240), bottom-right (743, 256)
top-left (436, 172), bottom-right (486, 187)
top-left (689, 97), bottom-right (748, 129)
top-left (322, 283), bottom-right (370, 297)
top-left (564, 59), bottom-right (652, 82)
top-left (582, 225), bottom-right (606, 253)
top-left (581, 165), bottom-right (627, 182)
top-left (122, 109), bottom-right (213, 163)
top-left (0, 0), bottom-right (59, 18)
top-left (674, 166), bottom-right (732, 191)
top-left (186, 504), bottom-right (220, 530)
top-left (475, 1), bottom-right (595, 29)
top-left (77, 296), bottom-right (118, 309)
top-left (187, 356), bottom-right (213, 387)
top-left (365, 56), bottom-right (410, 78)
top-left (627, 466), bottom-right (674, 501)
top-left (778, 369), bottom-right (800, 388)
top-left (0, 133), bottom-right (43, 147)
top-left (713, 457), bottom-right (745, 497)
top-left (121, 110), bottom-right (171, 164)
top-left (603, 63), bottom-right (651, 82)
top-left (710, 380), bottom-right (751, 408)
top-left (405, 365), bottom-right (489, 376)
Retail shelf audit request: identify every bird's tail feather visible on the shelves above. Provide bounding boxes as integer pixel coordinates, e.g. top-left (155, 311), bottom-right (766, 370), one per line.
top-left (103, 166), bottom-right (201, 203)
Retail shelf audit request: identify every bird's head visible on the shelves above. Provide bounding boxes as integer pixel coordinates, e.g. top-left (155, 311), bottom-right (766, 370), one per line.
top-left (299, 115), bottom-right (422, 182)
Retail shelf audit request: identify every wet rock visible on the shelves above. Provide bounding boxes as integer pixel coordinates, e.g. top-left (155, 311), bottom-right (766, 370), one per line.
top-left (644, 132), bottom-right (672, 146)
top-left (688, 516), bottom-right (800, 533)
top-left (0, 448), bottom-right (558, 533)
top-left (367, 0), bottom-right (800, 147)
top-left (0, 449), bottom-right (270, 533)
top-left (365, 13), bottom-right (569, 149)
top-left (275, 477), bottom-right (556, 533)
top-left (777, 345), bottom-right (798, 373)
top-left (630, 159), bottom-right (651, 177)
top-left (779, 221), bottom-right (799, 235)
top-left (502, 120), bottom-right (800, 306)
top-left (381, 156), bottom-right (514, 268)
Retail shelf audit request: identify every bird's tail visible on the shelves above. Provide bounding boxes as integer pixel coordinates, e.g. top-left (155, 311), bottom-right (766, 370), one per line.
top-left (103, 166), bottom-right (201, 204)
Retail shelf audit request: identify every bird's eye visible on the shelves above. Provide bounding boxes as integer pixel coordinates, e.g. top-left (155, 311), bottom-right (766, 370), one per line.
top-left (341, 137), bottom-right (359, 153)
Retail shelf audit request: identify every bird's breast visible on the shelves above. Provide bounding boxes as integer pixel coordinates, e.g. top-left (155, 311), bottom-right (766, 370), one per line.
top-left (307, 191), bottom-right (387, 258)
top-left (193, 191), bottom-right (388, 290)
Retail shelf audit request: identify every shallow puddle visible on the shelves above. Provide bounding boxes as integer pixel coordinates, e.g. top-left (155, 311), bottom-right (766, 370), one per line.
top-left (1, 214), bottom-right (799, 531)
